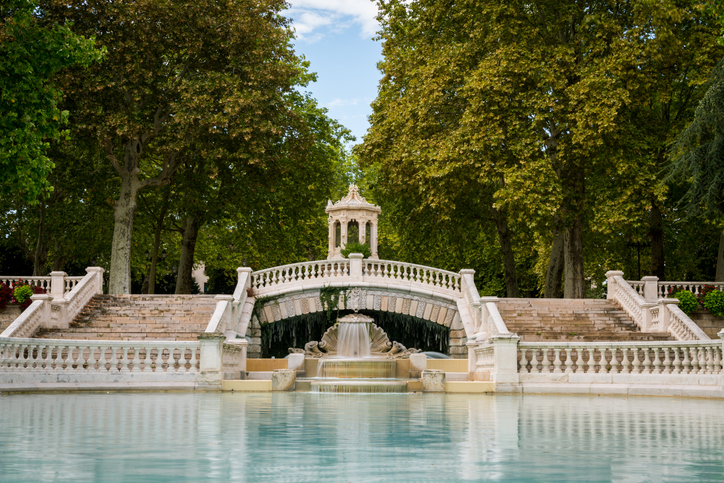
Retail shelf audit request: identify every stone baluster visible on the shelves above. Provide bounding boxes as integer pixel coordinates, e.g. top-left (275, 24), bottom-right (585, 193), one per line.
top-left (662, 347), bottom-right (672, 374)
top-left (671, 346), bottom-right (681, 374)
top-left (681, 347), bottom-right (691, 374)
top-left (552, 348), bottom-right (562, 373)
top-left (619, 347), bottom-right (629, 373)
top-left (582, 346), bottom-right (593, 374)
top-left (632, 347), bottom-right (641, 374)
top-left (691, 347), bottom-right (700, 374)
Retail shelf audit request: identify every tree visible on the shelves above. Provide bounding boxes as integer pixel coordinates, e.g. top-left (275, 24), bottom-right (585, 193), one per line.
top-left (670, 59), bottom-right (724, 280)
top-left (360, 0), bottom-right (721, 297)
top-left (42, 0), bottom-right (313, 293)
top-left (0, 0), bottom-right (102, 203)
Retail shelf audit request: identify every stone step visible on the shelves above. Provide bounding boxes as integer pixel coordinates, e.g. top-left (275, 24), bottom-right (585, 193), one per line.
top-left (497, 298), bottom-right (674, 342)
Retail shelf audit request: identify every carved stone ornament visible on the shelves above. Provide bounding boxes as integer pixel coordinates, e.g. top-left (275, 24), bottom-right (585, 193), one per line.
top-left (294, 313), bottom-right (420, 360)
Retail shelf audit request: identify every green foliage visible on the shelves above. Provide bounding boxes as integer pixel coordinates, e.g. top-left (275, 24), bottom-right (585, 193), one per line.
top-left (358, 0), bottom-right (722, 296)
top-left (703, 289), bottom-right (724, 316)
top-left (0, 0), bottom-right (103, 203)
top-left (13, 284), bottom-right (33, 304)
top-left (259, 309), bottom-right (450, 358)
top-left (319, 286), bottom-right (348, 326)
top-left (340, 242), bottom-right (371, 258)
top-left (671, 290), bottom-right (699, 315)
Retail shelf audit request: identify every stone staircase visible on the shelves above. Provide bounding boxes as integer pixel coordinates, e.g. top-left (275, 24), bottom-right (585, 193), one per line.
top-left (497, 299), bottom-right (673, 342)
top-left (35, 294), bottom-right (218, 341)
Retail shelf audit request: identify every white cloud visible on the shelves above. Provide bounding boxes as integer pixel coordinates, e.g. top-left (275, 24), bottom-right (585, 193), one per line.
top-left (287, 0), bottom-right (379, 41)
top-left (326, 98), bottom-right (360, 108)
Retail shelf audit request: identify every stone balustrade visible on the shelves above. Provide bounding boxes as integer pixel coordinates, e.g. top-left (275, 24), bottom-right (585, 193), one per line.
top-left (251, 259), bottom-right (350, 293)
top-left (362, 260), bottom-right (461, 293)
top-left (0, 277), bottom-right (51, 291)
top-left (625, 277), bottom-right (724, 300)
top-left (249, 258), bottom-right (462, 298)
top-left (0, 338), bottom-right (200, 379)
top-left (0, 267), bottom-right (105, 339)
top-left (518, 341), bottom-right (723, 376)
top-left (606, 271), bottom-right (709, 341)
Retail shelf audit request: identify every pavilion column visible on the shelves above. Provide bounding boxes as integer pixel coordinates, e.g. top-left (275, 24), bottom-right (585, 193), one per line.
top-left (341, 219), bottom-right (348, 249)
top-left (371, 223), bottom-right (378, 258)
top-left (360, 220), bottom-right (367, 244)
top-left (327, 218), bottom-right (335, 259)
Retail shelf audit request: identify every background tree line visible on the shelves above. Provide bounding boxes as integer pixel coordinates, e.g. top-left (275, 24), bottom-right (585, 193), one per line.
top-left (4, 0), bottom-right (724, 299)
top-left (1, 0), bottom-right (353, 294)
top-left (356, 0), bottom-right (724, 298)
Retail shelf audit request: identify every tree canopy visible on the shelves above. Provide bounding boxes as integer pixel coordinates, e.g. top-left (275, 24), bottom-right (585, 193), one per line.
top-left (0, 0), bottom-right (102, 203)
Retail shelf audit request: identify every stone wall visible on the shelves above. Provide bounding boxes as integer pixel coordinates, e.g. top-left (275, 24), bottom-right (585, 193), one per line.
top-left (0, 305), bottom-right (21, 332)
top-left (690, 310), bottom-right (724, 339)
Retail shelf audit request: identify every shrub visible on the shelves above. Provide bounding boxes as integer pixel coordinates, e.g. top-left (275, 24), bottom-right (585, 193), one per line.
top-left (698, 284), bottom-right (717, 304)
top-left (341, 241), bottom-right (372, 258)
top-left (13, 285), bottom-right (34, 305)
top-left (703, 289), bottom-right (724, 317)
top-left (0, 283), bottom-right (12, 311)
top-left (11, 284), bottom-right (46, 311)
top-left (671, 289), bottom-right (698, 315)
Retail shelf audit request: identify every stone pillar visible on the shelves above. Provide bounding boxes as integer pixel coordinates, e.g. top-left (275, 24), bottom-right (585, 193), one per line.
top-left (642, 276), bottom-right (659, 303)
top-left (49, 271), bottom-right (67, 301)
top-left (198, 333), bottom-right (225, 386)
top-left (31, 294), bottom-right (53, 329)
top-left (360, 219), bottom-right (367, 244)
top-left (467, 340), bottom-right (478, 378)
top-left (370, 223), bottom-right (378, 259)
top-left (86, 267), bottom-right (105, 294)
top-left (327, 218), bottom-right (335, 259)
top-left (341, 219), bottom-right (348, 249)
top-left (409, 353), bottom-right (427, 378)
top-left (640, 303), bottom-right (656, 332)
top-left (658, 298), bottom-right (679, 332)
top-left (272, 369), bottom-right (296, 391)
top-left (605, 270), bottom-right (624, 300)
top-left (491, 334), bottom-right (520, 391)
top-left (421, 369), bottom-right (445, 392)
top-left (349, 253), bottom-right (363, 280)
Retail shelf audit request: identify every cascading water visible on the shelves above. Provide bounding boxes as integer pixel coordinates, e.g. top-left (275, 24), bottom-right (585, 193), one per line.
top-left (336, 320), bottom-right (371, 358)
top-left (310, 313), bottom-right (408, 393)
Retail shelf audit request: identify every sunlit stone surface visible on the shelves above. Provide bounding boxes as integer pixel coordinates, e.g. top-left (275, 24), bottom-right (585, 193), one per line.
top-left (2, 392), bottom-right (723, 481)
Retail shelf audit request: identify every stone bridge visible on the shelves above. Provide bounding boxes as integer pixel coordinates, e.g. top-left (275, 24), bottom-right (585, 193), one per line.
top-left (232, 255), bottom-right (499, 359)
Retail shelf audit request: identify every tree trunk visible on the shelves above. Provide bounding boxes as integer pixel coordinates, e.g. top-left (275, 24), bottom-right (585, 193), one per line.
top-left (32, 203), bottom-right (48, 276)
top-left (563, 216), bottom-right (585, 298)
top-left (148, 189), bottom-right (172, 294)
top-left (544, 230), bottom-right (564, 298)
top-left (716, 230), bottom-right (724, 282)
top-left (492, 207), bottom-right (519, 297)
top-left (175, 216), bottom-right (202, 294)
top-left (109, 173), bottom-right (140, 294)
top-left (649, 202), bottom-right (665, 279)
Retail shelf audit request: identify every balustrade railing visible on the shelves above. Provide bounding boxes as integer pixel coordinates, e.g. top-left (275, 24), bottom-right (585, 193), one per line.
top-left (608, 274), bottom-right (646, 326)
top-left (1, 300), bottom-right (46, 338)
top-left (668, 304), bottom-right (709, 340)
top-left (250, 258), bottom-right (462, 296)
top-left (0, 277), bottom-right (51, 291)
top-left (518, 341), bottom-right (723, 375)
top-left (251, 260), bottom-right (350, 292)
top-left (657, 282), bottom-right (724, 299)
top-left (64, 277), bottom-right (84, 293)
top-left (363, 260), bottom-right (461, 293)
top-left (0, 338), bottom-right (200, 375)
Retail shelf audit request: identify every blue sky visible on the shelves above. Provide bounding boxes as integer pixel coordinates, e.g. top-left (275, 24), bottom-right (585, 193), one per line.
top-left (284, 1), bottom-right (383, 147)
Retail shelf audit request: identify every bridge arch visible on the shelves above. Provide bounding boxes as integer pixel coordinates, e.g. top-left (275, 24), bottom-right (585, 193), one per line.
top-left (241, 258), bottom-right (475, 359)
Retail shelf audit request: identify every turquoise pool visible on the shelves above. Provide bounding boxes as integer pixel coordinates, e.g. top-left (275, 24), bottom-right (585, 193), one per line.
top-left (1, 392), bottom-right (722, 482)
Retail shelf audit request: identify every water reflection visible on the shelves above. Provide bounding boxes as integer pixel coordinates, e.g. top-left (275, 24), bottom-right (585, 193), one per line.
top-left (0, 392), bottom-right (723, 481)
